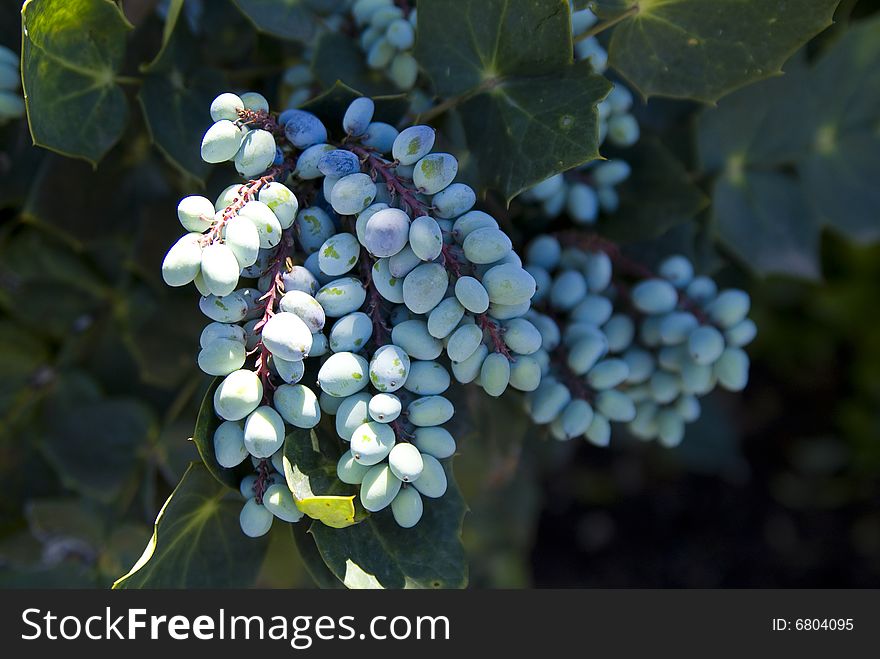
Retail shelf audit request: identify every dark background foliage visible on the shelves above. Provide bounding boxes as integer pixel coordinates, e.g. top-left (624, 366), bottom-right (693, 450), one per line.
top-left (0, 0), bottom-right (878, 588)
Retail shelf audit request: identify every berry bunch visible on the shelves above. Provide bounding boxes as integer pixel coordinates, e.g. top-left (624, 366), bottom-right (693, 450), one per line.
top-left (522, 234), bottom-right (755, 447)
top-left (162, 91), bottom-right (538, 534)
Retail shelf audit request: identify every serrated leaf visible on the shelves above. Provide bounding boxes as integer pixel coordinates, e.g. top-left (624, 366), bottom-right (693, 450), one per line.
top-left (113, 463), bottom-right (270, 588)
top-left (697, 17), bottom-right (880, 279)
top-left (300, 81), bottom-right (409, 140)
top-left (20, 0), bottom-right (133, 164)
top-left (231, 0), bottom-right (318, 43)
top-left (416, 0), bottom-right (611, 201)
top-left (600, 0), bottom-right (840, 103)
top-left (138, 1), bottom-right (225, 180)
top-left (191, 377), bottom-right (243, 490)
top-left (309, 461), bottom-right (468, 589)
top-left (281, 425), bottom-right (361, 528)
top-left (601, 138), bottom-right (708, 241)
top-left (312, 32), bottom-right (398, 98)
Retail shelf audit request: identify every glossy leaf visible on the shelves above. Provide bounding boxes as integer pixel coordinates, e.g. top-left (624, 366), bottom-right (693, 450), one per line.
top-left (282, 425), bottom-right (361, 529)
top-left (602, 138), bottom-right (708, 242)
top-left (40, 385), bottom-right (154, 503)
top-left (139, 0), bottom-right (225, 180)
top-left (312, 32), bottom-right (398, 98)
top-left (310, 462), bottom-right (468, 589)
top-left (21, 0), bottom-right (133, 164)
top-left (597, 0), bottom-right (840, 102)
top-left (416, 0), bottom-right (612, 201)
top-left (697, 17), bottom-right (880, 278)
top-left (113, 463), bottom-right (270, 588)
top-left (231, 0), bottom-right (317, 43)
top-left (290, 522), bottom-right (344, 589)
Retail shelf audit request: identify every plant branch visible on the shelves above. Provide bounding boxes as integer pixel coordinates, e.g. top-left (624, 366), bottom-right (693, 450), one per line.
top-left (413, 76), bottom-right (501, 125)
top-left (574, 6), bottom-right (639, 44)
top-left (346, 144), bottom-right (429, 215)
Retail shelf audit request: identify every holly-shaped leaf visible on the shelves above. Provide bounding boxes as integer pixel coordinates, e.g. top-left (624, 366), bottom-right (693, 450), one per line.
top-left (309, 461), bottom-right (468, 589)
top-left (593, 0), bottom-right (840, 103)
top-left (312, 32), bottom-right (399, 98)
top-left (21, 0), bottom-right (133, 164)
top-left (231, 0), bottom-right (318, 43)
top-left (416, 0), bottom-right (612, 202)
top-left (113, 463), bottom-right (270, 588)
top-left (697, 17), bottom-right (880, 279)
top-left (138, 0), bottom-right (226, 181)
top-left (282, 425), bottom-right (361, 529)
top-left (601, 138), bottom-right (708, 241)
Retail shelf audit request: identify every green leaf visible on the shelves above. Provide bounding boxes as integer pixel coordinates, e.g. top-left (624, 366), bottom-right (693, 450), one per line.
top-left (158, 0), bottom-right (185, 51)
top-left (21, 0), bottom-right (133, 164)
top-left (697, 17), bottom-right (880, 278)
top-left (599, 0), bottom-right (840, 103)
top-left (191, 377), bottom-right (242, 490)
top-left (281, 425), bottom-right (361, 529)
top-left (138, 0), bottom-right (225, 180)
top-left (312, 32), bottom-right (399, 98)
top-left (25, 498), bottom-right (105, 549)
top-left (290, 522), bottom-right (344, 588)
top-left (231, 0), bottom-right (318, 43)
top-left (40, 393), bottom-right (154, 502)
top-left (416, 0), bottom-right (612, 201)
top-left (601, 138), bottom-right (708, 241)
top-left (0, 321), bottom-right (50, 422)
top-left (300, 81), bottom-right (409, 140)
top-left (113, 463), bottom-right (270, 588)
top-left (309, 462), bottom-right (468, 589)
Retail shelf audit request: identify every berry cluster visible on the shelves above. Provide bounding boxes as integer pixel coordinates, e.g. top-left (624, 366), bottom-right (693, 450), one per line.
top-left (162, 91), bottom-right (538, 534)
top-left (522, 234), bottom-right (755, 447)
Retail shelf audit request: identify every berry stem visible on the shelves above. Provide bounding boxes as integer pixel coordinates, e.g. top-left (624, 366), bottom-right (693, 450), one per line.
top-left (252, 231), bottom-right (296, 400)
top-left (345, 144), bottom-right (429, 216)
top-left (253, 458), bottom-right (271, 504)
top-left (237, 108), bottom-right (286, 139)
top-left (204, 161), bottom-right (295, 245)
top-left (440, 243), bottom-right (466, 278)
top-left (346, 217), bottom-right (392, 348)
top-left (476, 313), bottom-right (513, 360)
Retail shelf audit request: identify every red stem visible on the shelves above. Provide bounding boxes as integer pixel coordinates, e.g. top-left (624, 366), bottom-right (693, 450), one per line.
top-left (251, 232), bottom-right (296, 401)
top-left (476, 313), bottom-right (513, 360)
top-left (440, 243), bottom-right (466, 279)
top-left (360, 251), bottom-right (392, 348)
top-left (238, 108), bottom-right (286, 139)
top-left (346, 145), bottom-right (429, 216)
top-left (204, 161), bottom-right (295, 246)
top-left (390, 418), bottom-right (415, 441)
top-left (253, 458), bottom-right (271, 504)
